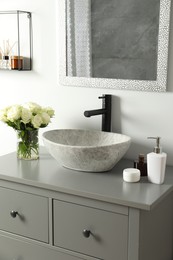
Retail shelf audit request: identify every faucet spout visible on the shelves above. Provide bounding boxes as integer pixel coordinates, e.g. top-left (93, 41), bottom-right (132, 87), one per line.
top-left (84, 109), bottom-right (107, 117)
top-left (84, 95), bottom-right (112, 132)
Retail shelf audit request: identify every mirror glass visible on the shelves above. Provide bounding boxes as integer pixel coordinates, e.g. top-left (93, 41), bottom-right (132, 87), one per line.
top-left (59, 0), bottom-right (171, 91)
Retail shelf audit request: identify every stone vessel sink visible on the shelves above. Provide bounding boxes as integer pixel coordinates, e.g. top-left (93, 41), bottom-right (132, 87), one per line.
top-left (42, 129), bottom-right (131, 172)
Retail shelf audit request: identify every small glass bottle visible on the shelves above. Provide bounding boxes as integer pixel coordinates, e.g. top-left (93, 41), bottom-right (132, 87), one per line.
top-left (134, 154), bottom-right (147, 176)
top-left (1, 55), bottom-right (11, 70)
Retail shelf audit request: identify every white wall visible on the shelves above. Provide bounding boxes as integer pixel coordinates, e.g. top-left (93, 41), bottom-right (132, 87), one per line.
top-left (0, 0), bottom-right (173, 166)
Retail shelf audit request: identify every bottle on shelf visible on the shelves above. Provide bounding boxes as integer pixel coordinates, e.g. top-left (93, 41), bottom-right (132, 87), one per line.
top-left (1, 55), bottom-right (11, 70)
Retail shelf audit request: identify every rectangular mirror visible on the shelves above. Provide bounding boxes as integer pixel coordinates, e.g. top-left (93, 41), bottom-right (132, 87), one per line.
top-left (59, 0), bottom-right (171, 92)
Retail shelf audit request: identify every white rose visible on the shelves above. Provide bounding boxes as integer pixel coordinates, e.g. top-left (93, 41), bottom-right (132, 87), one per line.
top-left (44, 107), bottom-right (55, 117)
top-left (26, 102), bottom-right (42, 114)
top-left (31, 114), bottom-right (43, 128)
top-left (21, 108), bottom-right (32, 124)
top-left (7, 105), bottom-right (21, 122)
top-left (41, 112), bottom-right (50, 125)
top-left (0, 109), bottom-right (8, 122)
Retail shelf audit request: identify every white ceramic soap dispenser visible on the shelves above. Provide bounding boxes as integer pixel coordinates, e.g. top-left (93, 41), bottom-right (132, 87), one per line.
top-left (147, 137), bottom-right (167, 184)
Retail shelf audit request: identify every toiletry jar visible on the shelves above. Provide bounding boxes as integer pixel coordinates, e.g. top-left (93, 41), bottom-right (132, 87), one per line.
top-left (123, 168), bottom-right (140, 183)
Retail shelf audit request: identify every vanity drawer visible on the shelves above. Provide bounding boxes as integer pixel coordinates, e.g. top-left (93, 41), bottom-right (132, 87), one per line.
top-left (53, 200), bottom-right (128, 260)
top-left (0, 187), bottom-right (48, 242)
top-left (0, 234), bottom-right (99, 260)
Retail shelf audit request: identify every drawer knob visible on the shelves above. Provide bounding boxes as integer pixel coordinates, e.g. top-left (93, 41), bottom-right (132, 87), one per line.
top-left (83, 229), bottom-right (91, 238)
top-left (10, 210), bottom-right (18, 218)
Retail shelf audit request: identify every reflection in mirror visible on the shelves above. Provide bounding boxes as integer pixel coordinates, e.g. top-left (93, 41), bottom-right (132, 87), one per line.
top-left (66, 0), bottom-right (160, 80)
top-left (59, 0), bottom-right (171, 91)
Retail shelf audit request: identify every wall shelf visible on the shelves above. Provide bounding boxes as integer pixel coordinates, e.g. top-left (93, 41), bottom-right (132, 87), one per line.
top-left (0, 10), bottom-right (32, 71)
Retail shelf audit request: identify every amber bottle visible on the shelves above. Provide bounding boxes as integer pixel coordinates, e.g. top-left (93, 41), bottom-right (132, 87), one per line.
top-left (134, 154), bottom-right (147, 176)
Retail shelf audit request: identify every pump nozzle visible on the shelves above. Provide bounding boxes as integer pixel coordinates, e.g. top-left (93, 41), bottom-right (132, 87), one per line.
top-left (147, 136), bottom-right (161, 154)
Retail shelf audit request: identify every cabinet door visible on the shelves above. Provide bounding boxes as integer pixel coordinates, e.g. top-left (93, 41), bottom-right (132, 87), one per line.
top-left (0, 234), bottom-right (99, 260)
top-left (0, 187), bottom-right (48, 242)
top-left (54, 200), bottom-right (128, 260)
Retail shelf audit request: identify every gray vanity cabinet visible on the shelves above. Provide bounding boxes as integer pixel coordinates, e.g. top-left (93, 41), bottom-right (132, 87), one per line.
top-left (0, 150), bottom-right (173, 260)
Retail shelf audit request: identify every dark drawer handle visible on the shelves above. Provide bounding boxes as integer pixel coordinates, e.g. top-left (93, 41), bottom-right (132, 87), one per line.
top-left (83, 229), bottom-right (91, 238)
top-left (10, 210), bottom-right (18, 218)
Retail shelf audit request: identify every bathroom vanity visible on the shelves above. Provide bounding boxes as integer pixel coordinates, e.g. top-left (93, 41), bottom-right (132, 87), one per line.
top-left (0, 148), bottom-right (173, 260)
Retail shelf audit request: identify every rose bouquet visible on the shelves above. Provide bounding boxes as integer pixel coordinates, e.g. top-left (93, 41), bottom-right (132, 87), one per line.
top-left (0, 102), bottom-right (54, 159)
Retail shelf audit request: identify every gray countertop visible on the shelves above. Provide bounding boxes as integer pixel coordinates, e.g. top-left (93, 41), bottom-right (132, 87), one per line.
top-left (0, 148), bottom-right (173, 211)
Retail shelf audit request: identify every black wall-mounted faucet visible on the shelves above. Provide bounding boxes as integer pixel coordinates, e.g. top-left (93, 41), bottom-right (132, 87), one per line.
top-left (84, 94), bottom-right (112, 132)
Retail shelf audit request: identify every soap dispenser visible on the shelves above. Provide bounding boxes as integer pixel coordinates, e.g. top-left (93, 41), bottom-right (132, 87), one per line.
top-left (147, 137), bottom-right (167, 184)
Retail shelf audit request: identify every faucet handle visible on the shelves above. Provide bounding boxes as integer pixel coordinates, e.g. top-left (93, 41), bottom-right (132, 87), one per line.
top-left (98, 95), bottom-right (106, 99)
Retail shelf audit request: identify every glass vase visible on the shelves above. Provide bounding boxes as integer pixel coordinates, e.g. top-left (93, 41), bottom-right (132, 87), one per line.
top-left (17, 129), bottom-right (39, 160)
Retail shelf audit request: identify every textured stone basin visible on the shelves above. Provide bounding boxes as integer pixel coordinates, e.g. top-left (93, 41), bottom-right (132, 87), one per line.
top-left (42, 129), bottom-right (131, 172)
